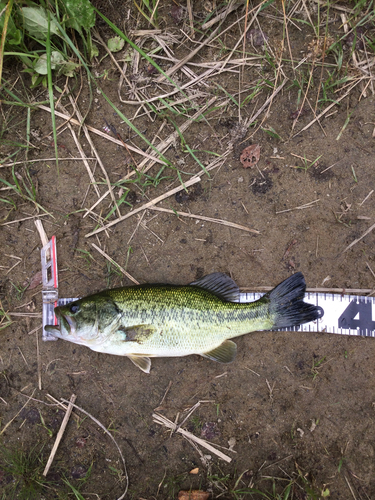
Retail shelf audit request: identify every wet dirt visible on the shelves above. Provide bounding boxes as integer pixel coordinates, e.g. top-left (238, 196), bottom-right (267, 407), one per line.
top-left (1, 1), bottom-right (375, 499)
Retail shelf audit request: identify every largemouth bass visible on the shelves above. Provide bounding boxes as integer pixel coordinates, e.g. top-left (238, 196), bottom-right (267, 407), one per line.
top-left (45, 272), bottom-right (323, 373)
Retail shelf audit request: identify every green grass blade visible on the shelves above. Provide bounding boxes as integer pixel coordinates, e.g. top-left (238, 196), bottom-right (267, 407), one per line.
top-left (166, 116), bottom-right (210, 177)
top-left (216, 84), bottom-right (239, 107)
top-left (26, 107), bottom-right (31, 156)
top-left (0, 197), bottom-right (16, 208)
top-left (99, 89), bottom-right (172, 167)
top-left (46, 10), bottom-right (58, 172)
top-left (62, 478), bottom-right (86, 500)
top-left (0, 0), bottom-right (14, 86)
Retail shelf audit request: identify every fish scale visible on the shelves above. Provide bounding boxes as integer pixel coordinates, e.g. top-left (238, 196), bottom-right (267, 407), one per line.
top-left (111, 286), bottom-right (271, 348)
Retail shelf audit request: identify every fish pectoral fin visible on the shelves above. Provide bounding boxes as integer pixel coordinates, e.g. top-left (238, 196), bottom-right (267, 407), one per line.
top-left (117, 324), bottom-right (156, 344)
top-left (128, 355), bottom-right (151, 373)
top-left (202, 340), bottom-right (237, 363)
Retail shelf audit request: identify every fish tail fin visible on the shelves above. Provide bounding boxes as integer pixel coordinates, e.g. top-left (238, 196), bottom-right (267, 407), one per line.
top-left (267, 272), bottom-right (324, 329)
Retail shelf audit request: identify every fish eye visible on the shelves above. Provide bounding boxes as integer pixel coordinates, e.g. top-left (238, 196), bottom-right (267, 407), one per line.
top-left (69, 304), bottom-right (80, 314)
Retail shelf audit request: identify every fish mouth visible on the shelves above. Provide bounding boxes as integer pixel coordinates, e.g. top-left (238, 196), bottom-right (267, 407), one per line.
top-left (45, 315), bottom-right (77, 338)
top-left (44, 325), bottom-right (61, 337)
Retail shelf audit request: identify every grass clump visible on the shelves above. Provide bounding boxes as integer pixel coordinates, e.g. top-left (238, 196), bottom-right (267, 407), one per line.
top-left (0, 443), bottom-right (51, 499)
top-left (208, 466), bottom-right (328, 500)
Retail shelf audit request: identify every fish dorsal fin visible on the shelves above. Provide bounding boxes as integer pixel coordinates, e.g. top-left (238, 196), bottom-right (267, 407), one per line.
top-left (202, 340), bottom-right (237, 363)
top-left (128, 355), bottom-right (151, 373)
top-left (190, 272), bottom-right (240, 302)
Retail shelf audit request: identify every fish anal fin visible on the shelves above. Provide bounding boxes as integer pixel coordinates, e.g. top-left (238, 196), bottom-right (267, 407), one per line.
top-left (202, 340), bottom-right (237, 363)
top-left (117, 325), bottom-right (155, 344)
top-left (128, 355), bottom-right (151, 373)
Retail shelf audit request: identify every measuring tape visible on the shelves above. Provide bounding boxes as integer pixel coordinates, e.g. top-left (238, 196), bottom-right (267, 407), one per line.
top-left (41, 238), bottom-right (375, 341)
top-left (239, 292), bottom-right (375, 337)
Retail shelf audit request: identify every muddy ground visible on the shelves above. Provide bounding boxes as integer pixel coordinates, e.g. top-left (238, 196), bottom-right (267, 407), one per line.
top-left (1, 1), bottom-right (375, 499)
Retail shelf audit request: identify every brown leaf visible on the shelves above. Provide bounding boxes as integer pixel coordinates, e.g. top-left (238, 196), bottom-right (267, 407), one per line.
top-left (240, 144), bottom-right (261, 168)
top-left (28, 270), bottom-right (43, 290)
top-left (178, 491), bottom-right (209, 500)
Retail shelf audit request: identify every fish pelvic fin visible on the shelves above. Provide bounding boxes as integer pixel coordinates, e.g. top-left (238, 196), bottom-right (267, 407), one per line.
top-left (202, 339), bottom-right (237, 363)
top-left (267, 272), bottom-right (324, 329)
top-left (128, 355), bottom-right (151, 373)
top-left (190, 272), bottom-right (240, 302)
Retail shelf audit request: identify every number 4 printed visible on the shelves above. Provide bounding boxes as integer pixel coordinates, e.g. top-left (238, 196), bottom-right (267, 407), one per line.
top-left (338, 300), bottom-right (375, 336)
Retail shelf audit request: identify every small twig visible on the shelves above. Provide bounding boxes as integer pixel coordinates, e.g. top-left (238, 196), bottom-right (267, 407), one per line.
top-left (320, 161), bottom-right (340, 174)
top-left (276, 199), bottom-right (320, 214)
top-left (366, 262), bottom-right (375, 280)
top-left (186, 0), bottom-right (194, 38)
top-left (18, 347), bottom-right (28, 367)
top-left (66, 96), bottom-right (120, 218)
top-left (45, 394), bottom-right (81, 423)
top-left (127, 211), bottom-right (146, 245)
top-left (7, 312), bottom-right (42, 317)
top-left (219, 1), bottom-right (265, 75)
top-left (29, 325), bottom-right (44, 338)
top-left (65, 116), bottom-right (101, 198)
top-left (175, 401), bottom-right (203, 432)
top-left (153, 412), bottom-right (232, 462)
top-left (201, 2), bottom-right (242, 29)
top-left (262, 454), bottom-right (293, 470)
top-left (34, 219), bottom-right (49, 247)
top-left (1, 157), bottom-right (96, 167)
top-left (290, 152), bottom-right (313, 162)
top-left (37, 104), bottom-right (162, 165)
top-left (284, 366), bottom-right (293, 376)
top-left (156, 25), bottom-right (222, 83)
top-left (245, 367), bottom-right (260, 376)
top-left (4, 253), bottom-right (21, 260)
top-left (43, 394), bottom-right (76, 476)
top-left (293, 80), bottom-right (362, 136)
top-left (266, 379), bottom-right (275, 401)
top-left (149, 206), bottom-right (260, 234)
top-left (91, 243), bottom-right (139, 285)
top-left (154, 381), bottom-right (172, 411)
top-left (0, 389), bottom-right (36, 436)
top-left (246, 79), bottom-right (287, 126)
top-left (2, 213), bottom-right (50, 226)
top-left (343, 222), bottom-right (375, 253)
top-left (5, 260), bottom-right (21, 275)
top-left (85, 176), bottom-right (201, 238)
top-left (344, 474), bottom-right (358, 500)
top-left (359, 190), bottom-right (373, 206)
